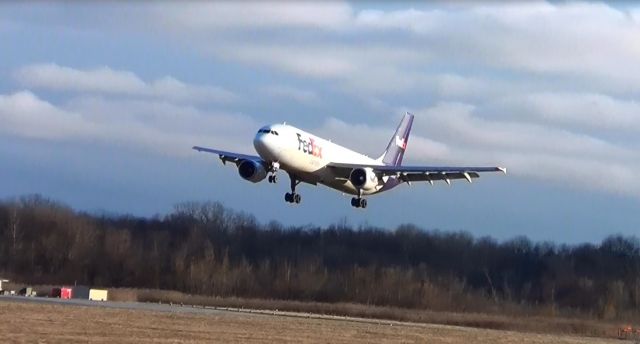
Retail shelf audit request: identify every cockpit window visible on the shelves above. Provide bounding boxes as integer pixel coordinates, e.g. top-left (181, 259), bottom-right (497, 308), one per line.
top-left (258, 129), bottom-right (279, 135)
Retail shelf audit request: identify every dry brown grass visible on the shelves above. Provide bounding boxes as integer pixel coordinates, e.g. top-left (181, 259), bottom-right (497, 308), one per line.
top-left (0, 300), bottom-right (620, 344)
top-left (106, 288), bottom-right (621, 340)
top-left (3, 282), bottom-right (626, 341)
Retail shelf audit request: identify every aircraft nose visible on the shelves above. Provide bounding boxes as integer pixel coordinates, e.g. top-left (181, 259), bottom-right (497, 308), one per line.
top-left (253, 133), bottom-right (267, 150)
top-left (253, 132), bottom-right (278, 160)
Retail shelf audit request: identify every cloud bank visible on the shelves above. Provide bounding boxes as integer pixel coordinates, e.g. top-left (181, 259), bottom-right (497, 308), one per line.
top-left (1, 1), bottom-right (639, 199)
top-left (15, 63), bottom-right (237, 103)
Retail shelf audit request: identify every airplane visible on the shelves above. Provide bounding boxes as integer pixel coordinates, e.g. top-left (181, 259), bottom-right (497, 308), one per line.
top-left (193, 113), bottom-right (506, 208)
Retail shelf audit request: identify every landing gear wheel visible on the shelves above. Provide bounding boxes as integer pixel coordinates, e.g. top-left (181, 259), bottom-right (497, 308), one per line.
top-left (351, 197), bottom-right (367, 208)
top-left (285, 192), bottom-right (301, 204)
top-left (268, 175), bottom-right (278, 183)
top-left (285, 173), bottom-right (302, 205)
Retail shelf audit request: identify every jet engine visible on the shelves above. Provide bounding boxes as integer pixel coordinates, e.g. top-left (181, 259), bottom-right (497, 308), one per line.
top-left (238, 160), bottom-right (267, 183)
top-left (349, 167), bottom-right (379, 191)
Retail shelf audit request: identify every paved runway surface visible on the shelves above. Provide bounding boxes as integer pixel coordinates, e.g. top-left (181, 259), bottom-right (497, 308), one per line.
top-left (0, 295), bottom-right (229, 316)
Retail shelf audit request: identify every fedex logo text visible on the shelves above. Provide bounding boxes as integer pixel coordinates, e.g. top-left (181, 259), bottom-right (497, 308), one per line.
top-left (297, 133), bottom-right (323, 158)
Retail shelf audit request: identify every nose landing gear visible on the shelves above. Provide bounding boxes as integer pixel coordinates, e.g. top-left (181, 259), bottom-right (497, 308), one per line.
top-left (268, 162), bottom-right (280, 184)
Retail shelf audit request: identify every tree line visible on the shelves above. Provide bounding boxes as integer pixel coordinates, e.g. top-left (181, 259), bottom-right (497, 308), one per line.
top-left (0, 194), bottom-right (638, 319)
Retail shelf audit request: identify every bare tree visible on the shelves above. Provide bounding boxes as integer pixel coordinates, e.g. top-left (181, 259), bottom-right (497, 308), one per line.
top-left (8, 205), bottom-right (20, 255)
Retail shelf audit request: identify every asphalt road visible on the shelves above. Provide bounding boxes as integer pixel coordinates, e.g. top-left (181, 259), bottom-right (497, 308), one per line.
top-left (0, 295), bottom-right (235, 316)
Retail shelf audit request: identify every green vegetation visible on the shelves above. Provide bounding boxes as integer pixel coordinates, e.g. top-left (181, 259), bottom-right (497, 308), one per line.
top-left (0, 195), bottom-right (638, 322)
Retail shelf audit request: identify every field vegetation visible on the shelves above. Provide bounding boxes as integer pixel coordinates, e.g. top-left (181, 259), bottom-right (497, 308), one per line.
top-left (0, 300), bottom-right (619, 344)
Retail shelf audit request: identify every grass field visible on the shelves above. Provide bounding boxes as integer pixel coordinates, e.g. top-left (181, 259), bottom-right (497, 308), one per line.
top-left (0, 300), bottom-right (622, 344)
top-left (114, 288), bottom-right (621, 339)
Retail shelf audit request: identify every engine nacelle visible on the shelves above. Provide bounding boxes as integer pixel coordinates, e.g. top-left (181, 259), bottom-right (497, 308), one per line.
top-left (349, 167), bottom-right (379, 191)
top-left (238, 160), bottom-right (267, 183)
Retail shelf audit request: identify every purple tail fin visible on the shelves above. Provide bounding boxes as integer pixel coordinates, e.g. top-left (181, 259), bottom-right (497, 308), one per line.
top-left (380, 112), bottom-right (414, 166)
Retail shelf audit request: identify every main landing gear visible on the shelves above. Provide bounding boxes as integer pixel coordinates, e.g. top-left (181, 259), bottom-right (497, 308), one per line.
top-left (350, 189), bottom-right (367, 209)
top-left (268, 174), bottom-right (278, 183)
top-left (351, 197), bottom-right (367, 208)
top-left (285, 192), bottom-right (301, 204)
top-left (285, 174), bottom-right (302, 204)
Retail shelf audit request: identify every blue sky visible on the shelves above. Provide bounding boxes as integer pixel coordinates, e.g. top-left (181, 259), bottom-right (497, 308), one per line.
top-left (1, 2), bottom-right (639, 243)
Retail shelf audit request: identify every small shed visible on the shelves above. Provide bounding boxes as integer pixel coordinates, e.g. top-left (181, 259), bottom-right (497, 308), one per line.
top-left (71, 286), bottom-right (90, 299)
top-left (60, 286), bottom-right (89, 299)
top-left (50, 287), bottom-right (61, 298)
top-left (61, 287), bottom-right (73, 299)
top-left (18, 287), bottom-right (35, 297)
top-left (0, 279), bottom-right (8, 291)
top-left (89, 289), bottom-right (108, 301)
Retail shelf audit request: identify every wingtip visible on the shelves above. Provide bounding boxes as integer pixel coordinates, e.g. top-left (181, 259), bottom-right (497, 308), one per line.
top-left (498, 167), bottom-right (507, 174)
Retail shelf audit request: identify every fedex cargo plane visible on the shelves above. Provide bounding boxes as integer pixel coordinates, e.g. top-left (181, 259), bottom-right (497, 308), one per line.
top-left (193, 113), bottom-right (506, 208)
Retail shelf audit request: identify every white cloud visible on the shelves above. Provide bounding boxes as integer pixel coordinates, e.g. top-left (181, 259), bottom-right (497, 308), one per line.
top-left (498, 153), bottom-right (640, 197)
top-left (0, 91), bottom-right (257, 157)
top-left (0, 91), bottom-right (95, 140)
top-left (15, 63), bottom-right (237, 103)
top-left (633, 8), bottom-right (640, 22)
top-left (492, 93), bottom-right (640, 132)
top-left (65, 96), bottom-right (256, 144)
top-left (4, 2), bottom-right (640, 200)
top-left (6, 3), bottom-right (640, 97)
top-left (146, 2), bottom-right (640, 98)
top-left (211, 44), bottom-right (356, 79)
top-left (415, 102), bottom-right (637, 160)
top-left (262, 85), bottom-right (319, 104)
top-left (412, 102), bottom-right (640, 197)
top-left (16, 64), bottom-right (144, 94)
top-left (354, 8), bottom-right (444, 33)
top-left (152, 2), bottom-right (352, 32)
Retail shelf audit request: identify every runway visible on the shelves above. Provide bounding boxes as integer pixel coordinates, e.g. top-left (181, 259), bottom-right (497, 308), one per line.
top-left (0, 294), bottom-right (229, 316)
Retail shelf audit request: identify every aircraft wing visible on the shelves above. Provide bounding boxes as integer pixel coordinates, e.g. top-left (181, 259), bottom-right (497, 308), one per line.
top-left (192, 146), bottom-right (263, 166)
top-left (328, 163), bottom-right (506, 184)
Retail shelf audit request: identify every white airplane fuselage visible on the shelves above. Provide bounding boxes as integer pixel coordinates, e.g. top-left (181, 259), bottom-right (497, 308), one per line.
top-left (253, 124), bottom-right (388, 196)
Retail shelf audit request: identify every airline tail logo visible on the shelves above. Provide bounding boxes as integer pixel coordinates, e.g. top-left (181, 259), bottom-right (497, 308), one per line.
top-left (297, 133), bottom-right (323, 158)
top-left (395, 135), bottom-right (407, 150)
